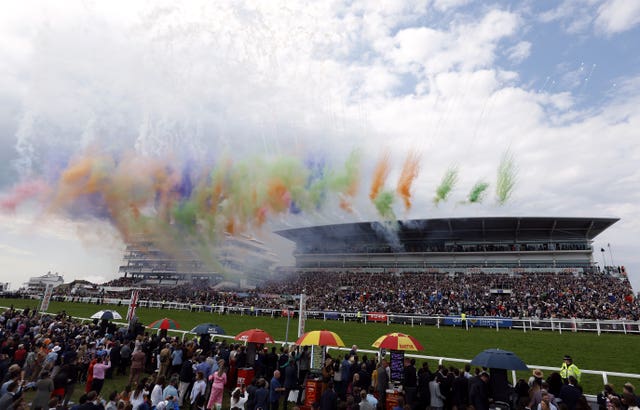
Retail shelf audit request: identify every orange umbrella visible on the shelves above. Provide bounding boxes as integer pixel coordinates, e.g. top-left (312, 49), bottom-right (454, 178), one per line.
top-left (371, 332), bottom-right (423, 351)
top-left (295, 330), bottom-right (345, 347)
top-left (235, 329), bottom-right (275, 344)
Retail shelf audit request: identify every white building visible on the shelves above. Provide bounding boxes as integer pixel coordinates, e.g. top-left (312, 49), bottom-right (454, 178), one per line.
top-left (24, 272), bottom-right (65, 294)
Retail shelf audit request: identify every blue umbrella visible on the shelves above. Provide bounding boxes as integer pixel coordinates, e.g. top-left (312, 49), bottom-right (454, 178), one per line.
top-left (190, 323), bottom-right (226, 335)
top-left (470, 348), bottom-right (529, 371)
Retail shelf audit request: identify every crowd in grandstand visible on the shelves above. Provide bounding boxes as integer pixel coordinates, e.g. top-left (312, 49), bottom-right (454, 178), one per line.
top-left (35, 270), bottom-right (640, 321)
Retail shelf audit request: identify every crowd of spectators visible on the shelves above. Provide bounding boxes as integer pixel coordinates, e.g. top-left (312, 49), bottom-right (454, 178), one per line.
top-left (63, 270), bottom-right (640, 321)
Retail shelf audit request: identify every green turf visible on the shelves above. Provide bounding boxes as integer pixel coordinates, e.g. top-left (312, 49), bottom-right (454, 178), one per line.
top-left (2, 297), bottom-right (639, 396)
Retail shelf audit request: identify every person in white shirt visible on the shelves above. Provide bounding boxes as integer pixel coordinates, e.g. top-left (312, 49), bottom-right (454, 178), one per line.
top-left (230, 386), bottom-right (248, 409)
top-left (190, 371), bottom-right (207, 406)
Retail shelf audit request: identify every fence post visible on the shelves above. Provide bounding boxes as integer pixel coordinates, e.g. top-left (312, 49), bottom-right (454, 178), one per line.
top-left (495, 320), bottom-right (499, 332)
top-left (343, 314), bottom-right (346, 324)
top-left (523, 319), bottom-right (526, 333)
top-left (387, 315), bottom-right (390, 326)
top-left (597, 319), bottom-right (601, 336)
top-left (558, 320), bottom-right (562, 335)
top-left (411, 317), bottom-right (414, 327)
top-left (603, 371), bottom-right (608, 385)
top-left (512, 370), bottom-right (517, 386)
top-left (437, 317), bottom-right (440, 329)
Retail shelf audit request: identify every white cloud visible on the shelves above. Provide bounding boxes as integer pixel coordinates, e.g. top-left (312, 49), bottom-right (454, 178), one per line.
top-left (595, 0), bottom-right (640, 34)
top-left (0, 1), bottom-right (639, 291)
top-left (506, 41), bottom-right (531, 64)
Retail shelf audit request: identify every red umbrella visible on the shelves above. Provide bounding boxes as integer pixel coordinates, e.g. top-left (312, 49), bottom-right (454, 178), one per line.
top-left (235, 328), bottom-right (276, 344)
top-left (148, 318), bottom-right (180, 330)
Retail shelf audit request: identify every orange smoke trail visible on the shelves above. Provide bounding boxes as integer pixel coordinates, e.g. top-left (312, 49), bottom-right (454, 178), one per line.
top-left (369, 151), bottom-right (390, 201)
top-left (396, 152), bottom-right (421, 210)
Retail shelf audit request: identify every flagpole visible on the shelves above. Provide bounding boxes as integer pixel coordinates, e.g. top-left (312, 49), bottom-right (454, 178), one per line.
top-left (608, 243), bottom-right (615, 267)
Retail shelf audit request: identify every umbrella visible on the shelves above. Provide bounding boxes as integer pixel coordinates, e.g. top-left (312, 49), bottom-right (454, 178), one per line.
top-left (470, 348), bottom-right (529, 371)
top-left (148, 318), bottom-right (180, 330)
top-left (295, 330), bottom-right (345, 347)
top-left (235, 329), bottom-right (275, 344)
top-left (371, 332), bottom-right (424, 351)
top-left (191, 323), bottom-right (226, 335)
top-left (90, 310), bottom-right (122, 320)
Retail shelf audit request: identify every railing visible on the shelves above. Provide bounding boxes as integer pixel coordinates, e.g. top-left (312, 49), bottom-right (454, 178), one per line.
top-left (6, 296), bottom-right (640, 335)
top-left (9, 294), bottom-right (640, 335)
top-left (325, 347), bottom-right (640, 399)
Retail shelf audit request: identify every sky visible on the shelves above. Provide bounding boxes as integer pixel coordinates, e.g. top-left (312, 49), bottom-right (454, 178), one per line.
top-left (0, 0), bottom-right (639, 290)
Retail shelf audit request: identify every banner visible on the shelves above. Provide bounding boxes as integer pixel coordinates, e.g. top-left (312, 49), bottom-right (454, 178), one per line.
top-left (40, 284), bottom-right (54, 312)
top-left (298, 294), bottom-right (306, 337)
top-left (443, 315), bottom-right (512, 328)
top-left (367, 312), bottom-right (388, 322)
top-left (126, 289), bottom-right (140, 322)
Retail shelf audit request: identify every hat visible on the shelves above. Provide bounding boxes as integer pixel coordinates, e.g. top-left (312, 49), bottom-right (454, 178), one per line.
top-left (480, 371), bottom-right (490, 378)
top-left (533, 369), bottom-right (544, 378)
top-left (563, 355), bottom-right (572, 361)
top-left (52, 346), bottom-right (61, 352)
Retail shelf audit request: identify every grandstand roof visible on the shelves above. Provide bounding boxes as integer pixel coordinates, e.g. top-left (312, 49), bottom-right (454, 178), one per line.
top-left (276, 217), bottom-right (619, 246)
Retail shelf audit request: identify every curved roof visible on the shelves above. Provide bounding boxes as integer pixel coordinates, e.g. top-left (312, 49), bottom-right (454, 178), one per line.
top-left (276, 217), bottom-right (619, 246)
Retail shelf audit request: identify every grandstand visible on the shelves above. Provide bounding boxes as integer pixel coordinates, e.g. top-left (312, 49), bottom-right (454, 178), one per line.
top-left (118, 233), bottom-right (279, 287)
top-left (276, 216), bottom-right (620, 273)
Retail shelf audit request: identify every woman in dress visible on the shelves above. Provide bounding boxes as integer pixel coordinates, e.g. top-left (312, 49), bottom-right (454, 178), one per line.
top-left (207, 360), bottom-right (227, 410)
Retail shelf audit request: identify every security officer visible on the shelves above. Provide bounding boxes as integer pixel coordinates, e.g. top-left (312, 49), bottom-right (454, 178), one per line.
top-left (560, 355), bottom-right (581, 384)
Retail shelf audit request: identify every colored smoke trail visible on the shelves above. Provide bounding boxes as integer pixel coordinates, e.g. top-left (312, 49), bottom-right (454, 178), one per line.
top-left (496, 150), bottom-right (517, 205)
top-left (373, 190), bottom-right (396, 219)
top-left (396, 152), bottom-right (421, 211)
top-left (468, 180), bottom-right (489, 203)
top-left (327, 150), bottom-right (362, 213)
top-left (0, 180), bottom-right (50, 212)
top-left (434, 166), bottom-right (458, 205)
top-left (369, 151), bottom-right (391, 201)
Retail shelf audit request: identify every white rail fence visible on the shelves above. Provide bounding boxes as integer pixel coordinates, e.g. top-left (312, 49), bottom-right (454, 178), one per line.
top-left (25, 295), bottom-right (640, 336)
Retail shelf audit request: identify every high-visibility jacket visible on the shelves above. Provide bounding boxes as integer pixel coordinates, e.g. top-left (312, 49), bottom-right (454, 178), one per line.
top-left (560, 362), bottom-right (581, 383)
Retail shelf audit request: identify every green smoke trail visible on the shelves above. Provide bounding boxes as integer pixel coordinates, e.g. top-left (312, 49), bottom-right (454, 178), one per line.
top-left (373, 190), bottom-right (395, 219)
top-left (468, 180), bottom-right (489, 203)
top-left (496, 150), bottom-right (517, 205)
top-left (434, 166), bottom-right (458, 205)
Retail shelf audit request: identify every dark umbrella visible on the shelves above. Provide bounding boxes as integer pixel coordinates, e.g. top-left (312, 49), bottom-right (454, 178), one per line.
top-left (190, 323), bottom-right (226, 335)
top-left (470, 348), bottom-right (529, 371)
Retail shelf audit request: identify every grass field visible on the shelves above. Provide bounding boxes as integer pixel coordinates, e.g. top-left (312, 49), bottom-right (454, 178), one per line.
top-left (2, 296), bottom-right (639, 401)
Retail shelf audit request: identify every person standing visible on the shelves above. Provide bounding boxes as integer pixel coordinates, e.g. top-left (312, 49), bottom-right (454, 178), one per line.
top-left (403, 358), bottom-right (418, 408)
top-left (91, 356), bottom-right (111, 395)
top-left (560, 356), bottom-right (581, 384)
top-left (270, 370), bottom-right (285, 410)
top-left (129, 347), bottom-right (146, 388)
top-left (375, 360), bottom-right (389, 405)
top-left (207, 360), bottom-right (227, 410)
top-left (320, 381), bottom-right (338, 410)
top-left (31, 371), bottom-right (54, 410)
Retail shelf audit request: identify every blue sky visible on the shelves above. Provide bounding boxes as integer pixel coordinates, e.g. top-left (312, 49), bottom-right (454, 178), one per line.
top-left (0, 0), bottom-right (639, 291)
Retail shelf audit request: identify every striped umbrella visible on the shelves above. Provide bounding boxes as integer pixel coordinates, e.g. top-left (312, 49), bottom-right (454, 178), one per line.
top-left (148, 318), bottom-right (180, 330)
top-left (295, 330), bottom-right (345, 347)
top-left (371, 332), bottom-right (424, 351)
top-left (90, 310), bottom-right (123, 320)
top-left (235, 329), bottom-right (275, 344)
